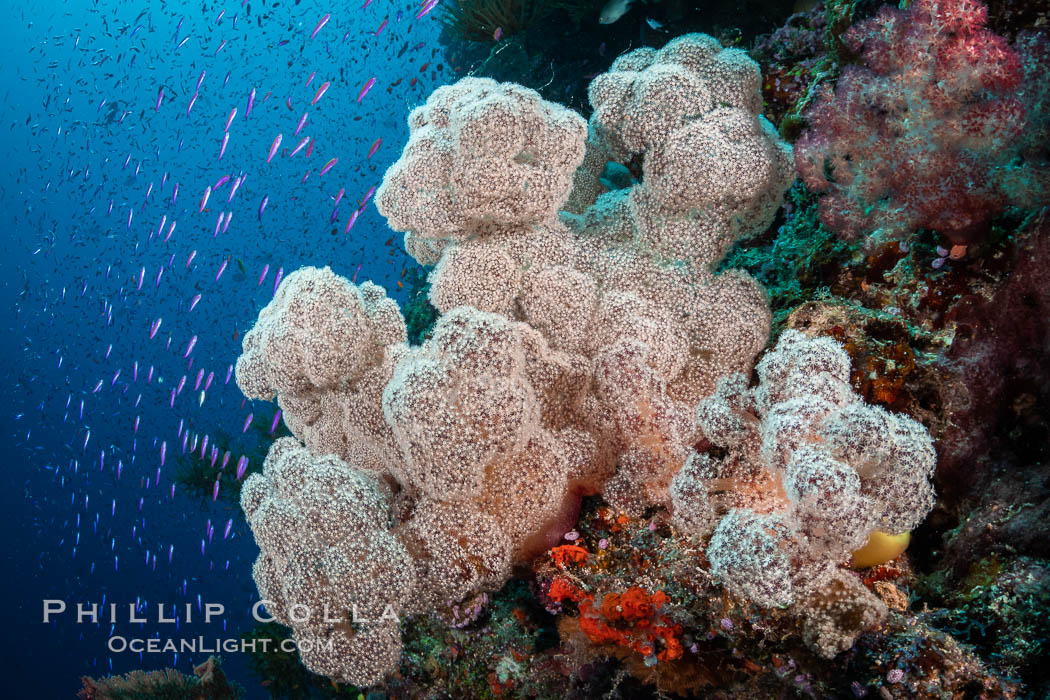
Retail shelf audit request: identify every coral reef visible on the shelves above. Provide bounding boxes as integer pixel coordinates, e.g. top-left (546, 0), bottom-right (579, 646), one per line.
top-left (755, 209), bottom-right (1050, 505)
top-left (528, 498), bottom-right (1019, 698)
top-left (236, 33), bottom-right (806, 686)
top-left (698, 66), bottom-right (1050, 699)
top-left (78, 656), bottom-right (242, 700)
top-left (232, 5), bottom-right (1050, 694)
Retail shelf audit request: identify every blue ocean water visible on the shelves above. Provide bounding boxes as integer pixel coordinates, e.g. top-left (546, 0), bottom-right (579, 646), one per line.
top-left (0, 1), bottom-right (449, 695)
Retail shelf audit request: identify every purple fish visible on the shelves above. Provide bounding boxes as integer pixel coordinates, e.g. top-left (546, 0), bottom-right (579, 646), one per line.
top-left (266, 133), bottom-right (282, 163)
top-left (416, 0), bottom-right (439, 19)
top-left (359, 184), bottom-right (376, 209)
top-left (311, 81), bottom-right (330, 105)
top-left (289, 136), bottom-right (310, 158)
top-left (344, 209), bottom-right (359, 233)
top-left (310, 13), bottom-right (331, 39)
top-left (228, 174), bottom-right (244, 202)
top-left (356, 77), bottom-right (375, 103)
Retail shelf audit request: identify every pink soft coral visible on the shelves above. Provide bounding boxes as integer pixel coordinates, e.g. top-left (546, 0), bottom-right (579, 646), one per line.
top-left (795, 0), bottom-right (1038, 248)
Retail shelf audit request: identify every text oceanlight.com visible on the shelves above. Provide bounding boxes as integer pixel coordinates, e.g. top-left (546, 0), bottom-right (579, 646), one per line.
top-left (106, 636), bottom-right (333, 654)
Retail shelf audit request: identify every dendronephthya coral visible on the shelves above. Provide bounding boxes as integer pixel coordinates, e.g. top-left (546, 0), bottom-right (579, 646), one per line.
top-left (234, 33), bottom-right (935, 686)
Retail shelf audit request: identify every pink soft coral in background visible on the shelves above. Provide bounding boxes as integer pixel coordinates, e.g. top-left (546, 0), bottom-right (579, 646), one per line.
top-left (795, 0), bottom-right (1045, 249)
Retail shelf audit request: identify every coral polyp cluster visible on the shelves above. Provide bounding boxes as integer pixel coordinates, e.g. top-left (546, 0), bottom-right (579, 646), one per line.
top-left (235, 31), bottom-right (940, 689)
top-left (671, 330), bottom-right (936, 656)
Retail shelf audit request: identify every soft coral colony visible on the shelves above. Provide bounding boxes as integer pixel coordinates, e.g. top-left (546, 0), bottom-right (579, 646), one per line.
top-left (795, 0), bottom-right (1049, 252)
top-left (232, 2), bottom-right (1042, 691)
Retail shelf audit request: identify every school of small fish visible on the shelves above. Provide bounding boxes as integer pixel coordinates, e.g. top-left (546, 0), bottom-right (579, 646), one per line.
top-left (5, 0), bottom-right (449, 688)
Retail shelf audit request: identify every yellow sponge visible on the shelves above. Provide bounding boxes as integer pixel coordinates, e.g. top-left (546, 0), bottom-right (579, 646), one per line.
top-left (851, 531), bottom-right (911, 569)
